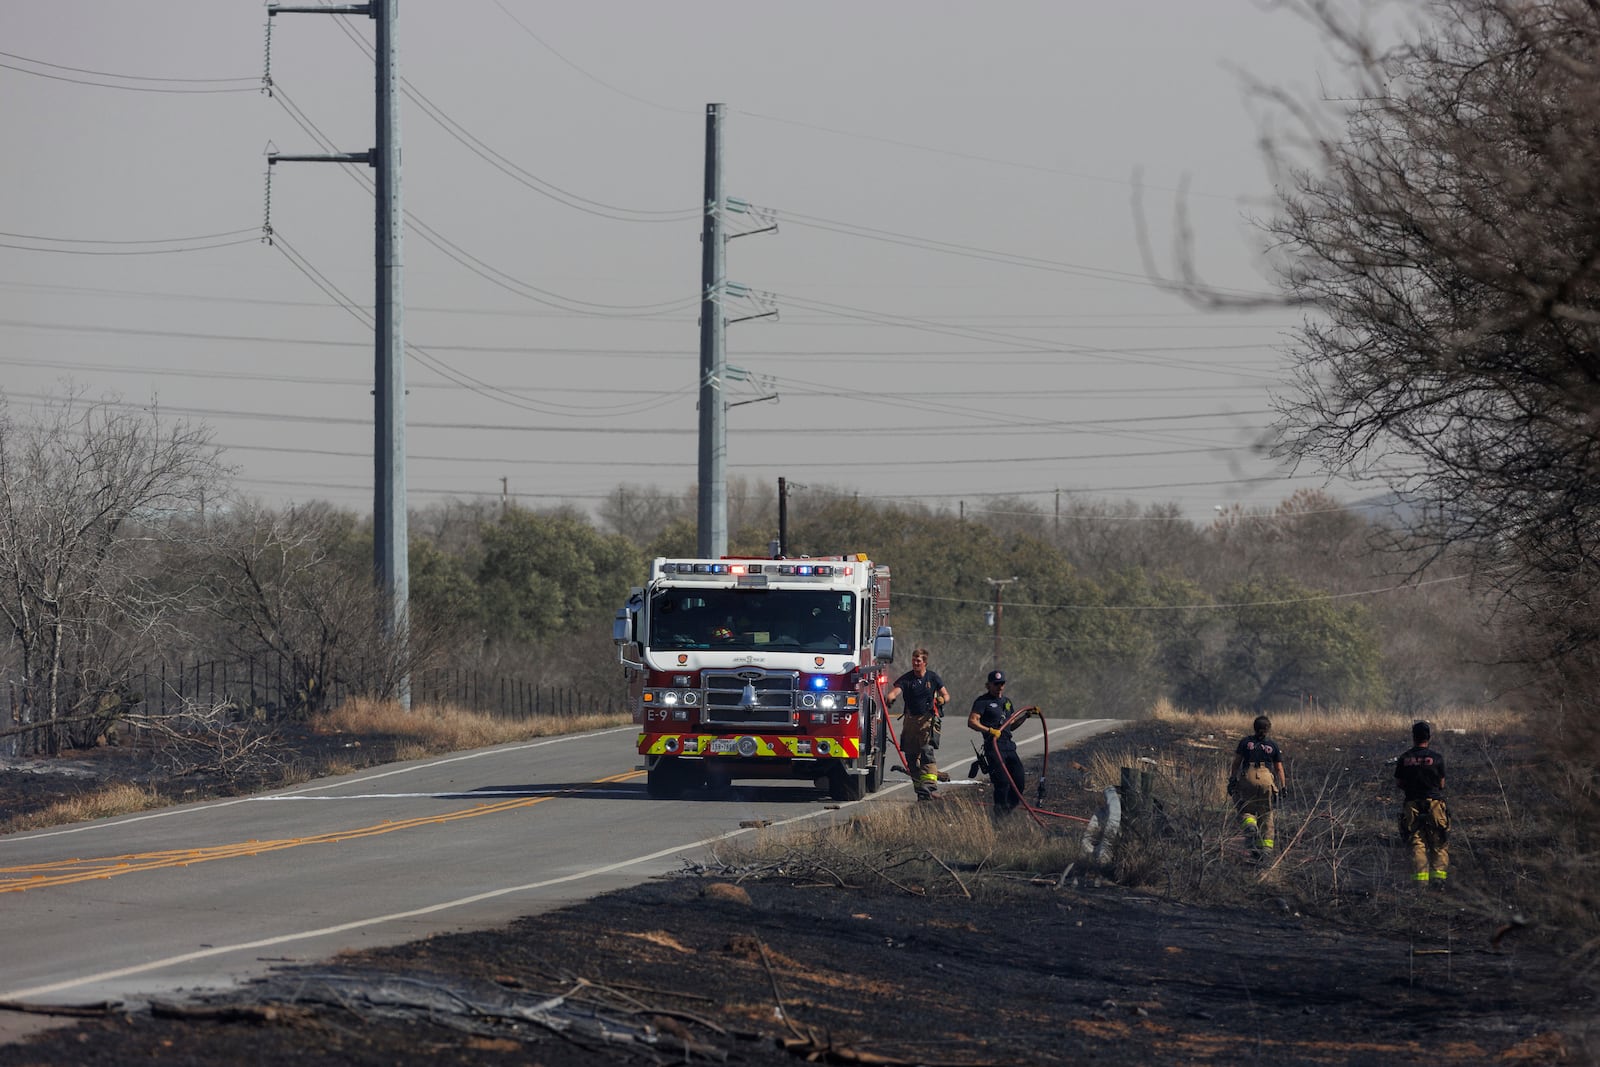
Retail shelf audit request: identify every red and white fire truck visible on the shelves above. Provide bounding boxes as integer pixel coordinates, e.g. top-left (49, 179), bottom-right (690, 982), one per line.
top-left (612, 554), bottom-right (895, 800)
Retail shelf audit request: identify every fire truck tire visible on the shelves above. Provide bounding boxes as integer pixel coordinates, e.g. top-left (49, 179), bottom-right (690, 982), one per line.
top-left (863, 738), bottom-right (884, 793)
top-left (704, 765), bottom-right (734, 798)
top-left (862, 708), bottom-right (885, 793)
top-left (828, 762), bottom-right (866, 802)
top-left (646, 757), bottom-right (686, 799)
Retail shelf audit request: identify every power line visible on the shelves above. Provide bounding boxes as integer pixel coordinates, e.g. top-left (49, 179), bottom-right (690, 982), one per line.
top-left (0, 236), bottom-right (261, 256)
top-left (894, 573), bottom-right (1469, 613)
top-left (318, 13), bottom-right (698, 223)
top-left (270, 84), bottom-right (701, 315)
top-left (269, 230), bottom-right (687, 418)
top-left (0, 227), bottom-right (259, 245)
top-left (764, 205), bottom-right (1275, 299)
top-left (0, 58), bottom-right (257, 94)
top-left (486, 0), bottom-right (698, 116)
top-left (0, 48), bottom-right (256, 84)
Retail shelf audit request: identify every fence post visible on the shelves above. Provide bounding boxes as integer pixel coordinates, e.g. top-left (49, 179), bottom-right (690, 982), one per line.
top-left (1119, 766), bottom-right (1151, 818)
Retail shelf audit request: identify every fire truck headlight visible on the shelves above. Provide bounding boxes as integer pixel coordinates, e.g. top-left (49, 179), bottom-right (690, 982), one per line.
top-left (682, 692), bottom-right (698, 706)
top-left (819, 694), bottom-right (838, 710)
top-left (662, 691), bottom-right (679, 706)
top-left (800, 693), bottom-right (816, 709)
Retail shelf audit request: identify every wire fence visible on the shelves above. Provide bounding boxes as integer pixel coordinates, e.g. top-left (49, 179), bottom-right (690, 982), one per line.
top-left (2, 657), bottom-right (620, 756)
top-left (118, 659), bottom-right (616, 721)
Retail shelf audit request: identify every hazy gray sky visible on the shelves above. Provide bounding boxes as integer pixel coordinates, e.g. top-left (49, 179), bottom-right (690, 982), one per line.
top-left (0, 1), bottom-right (1363, 524)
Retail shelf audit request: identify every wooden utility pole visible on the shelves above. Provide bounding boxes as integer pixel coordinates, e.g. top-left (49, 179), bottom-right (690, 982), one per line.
top-left (985, 576), bottom-right (1020, 671)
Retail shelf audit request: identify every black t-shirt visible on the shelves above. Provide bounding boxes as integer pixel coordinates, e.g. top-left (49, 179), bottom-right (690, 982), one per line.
top-left (970, 693), bottom-right (1017, 752)
top-left (1395, 745), bottom-right (1445, 800)
top-left (1235, 735), bottom-right (1283, 768)
top-left (892, 669), bottom-right (944, 717)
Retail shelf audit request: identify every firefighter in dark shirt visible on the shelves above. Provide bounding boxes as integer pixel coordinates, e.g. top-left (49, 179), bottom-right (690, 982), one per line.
top-left (1228, 715), bottom-right (1286, 852)
top-left (886, 648), bottom-right (950, 801)
top-left (966, 671), bottom-right (1037, 815)
top-left (1395, 720), bottom-right (1448, 884)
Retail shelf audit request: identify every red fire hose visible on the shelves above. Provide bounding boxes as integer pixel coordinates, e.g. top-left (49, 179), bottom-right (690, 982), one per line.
top-left (985, 704), bottom-right (1092, 827)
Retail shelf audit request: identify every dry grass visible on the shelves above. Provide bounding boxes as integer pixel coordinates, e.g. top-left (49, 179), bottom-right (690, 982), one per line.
top-left (709, 798), bottom-right (1085, 902)
top-left (2, 782), bottom-right (169, 834)
top-left (316, 697), bottom-right (627, 753)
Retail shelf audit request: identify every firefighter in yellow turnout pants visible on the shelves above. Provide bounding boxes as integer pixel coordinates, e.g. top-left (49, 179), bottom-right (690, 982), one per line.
top-left (1395, 720), bottom-right (1449, 884)
top-left (1229, 715), bottom-right (1287, 854)
top-left (886, 648), bottom-right (950, 801)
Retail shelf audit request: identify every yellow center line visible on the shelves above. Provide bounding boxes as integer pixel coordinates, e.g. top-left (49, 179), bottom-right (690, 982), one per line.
top-left (1, 770), bottom-right (643, 893)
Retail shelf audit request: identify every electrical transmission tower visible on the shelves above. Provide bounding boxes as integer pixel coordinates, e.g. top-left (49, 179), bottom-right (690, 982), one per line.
top-left (266, 1), bottom-right (409, 706)
top-left (697, 103), bottom-right (777, 558)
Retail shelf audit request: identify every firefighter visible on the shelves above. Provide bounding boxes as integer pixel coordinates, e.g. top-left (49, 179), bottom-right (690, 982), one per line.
top-left (886, 648), bottom-right (950, 801)
top-left (966, 670), bottom-right (1037, 815)
top-left (1228, 715), bottom-right (1286, 853)
top-left (1395, 720), bottom-right (1449, 884)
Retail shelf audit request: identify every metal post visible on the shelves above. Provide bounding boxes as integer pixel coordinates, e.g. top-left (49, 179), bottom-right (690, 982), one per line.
top-left (374, 0), bottom-right (409, 708)
top-left (697, 103), bottom-right (727, 558)
top-left (777, 476), bottom-right (788, 556)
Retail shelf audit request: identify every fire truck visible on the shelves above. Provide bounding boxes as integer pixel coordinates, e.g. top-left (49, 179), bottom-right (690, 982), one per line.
top-left (612, 554), bottom-right (895, 800)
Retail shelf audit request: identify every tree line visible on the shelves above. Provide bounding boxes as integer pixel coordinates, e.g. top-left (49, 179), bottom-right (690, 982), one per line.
top-left (0, 390), bottom-right (1507, 756)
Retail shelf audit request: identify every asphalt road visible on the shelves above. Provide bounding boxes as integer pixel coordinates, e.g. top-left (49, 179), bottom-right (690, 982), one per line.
top-left (0, 718), bottom-right (1118, 1009)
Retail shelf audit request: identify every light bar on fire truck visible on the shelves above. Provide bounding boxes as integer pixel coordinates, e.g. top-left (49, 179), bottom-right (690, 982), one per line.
top-left (658, 562), bottom-right (853, 579)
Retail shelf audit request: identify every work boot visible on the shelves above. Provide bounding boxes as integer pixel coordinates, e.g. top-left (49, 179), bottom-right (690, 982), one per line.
top-left (916, 788), bottom-right (939, 802)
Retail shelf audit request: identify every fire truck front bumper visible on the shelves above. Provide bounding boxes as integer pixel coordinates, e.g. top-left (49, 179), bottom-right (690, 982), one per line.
top-left (640, 733), bottom-right (860, 760)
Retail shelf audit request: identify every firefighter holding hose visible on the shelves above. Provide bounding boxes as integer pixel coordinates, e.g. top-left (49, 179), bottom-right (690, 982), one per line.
top-left (886, 647), bottom-right (950, 801)
top-left (967, 670), bottom-right (1038, 815)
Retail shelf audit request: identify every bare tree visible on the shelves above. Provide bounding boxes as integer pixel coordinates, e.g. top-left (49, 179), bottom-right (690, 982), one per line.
top-left (1251, 0), bottom-right (1600, 954)
top-left (191, 502), bottom-right (412, 715)
top-left (0, 390), bottom-right (223, 753)
top-left (1265, 2), bottom-right (1600, 595)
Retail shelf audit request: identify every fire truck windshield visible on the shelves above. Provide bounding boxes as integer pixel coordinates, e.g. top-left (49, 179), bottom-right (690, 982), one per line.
top-left (649, 588), bottom-right (857, 654)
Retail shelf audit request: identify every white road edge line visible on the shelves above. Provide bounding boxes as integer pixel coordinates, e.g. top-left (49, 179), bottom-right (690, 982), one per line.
top-left (0, 797), bottom-right (834, 1001)
top-left (0, 718), bottom-right (1120, 1000)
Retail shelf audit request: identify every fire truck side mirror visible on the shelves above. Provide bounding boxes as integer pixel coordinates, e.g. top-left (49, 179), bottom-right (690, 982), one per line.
top-left (612, 607), bottom-right (634, 646)
top-left (872, 625), bottom-right (894, 665)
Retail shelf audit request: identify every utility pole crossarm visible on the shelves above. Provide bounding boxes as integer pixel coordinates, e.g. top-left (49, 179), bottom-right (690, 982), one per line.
top-left (268, 151), bottom-right (376, 165)
top-left (269, 5), bottom-right (372, 14)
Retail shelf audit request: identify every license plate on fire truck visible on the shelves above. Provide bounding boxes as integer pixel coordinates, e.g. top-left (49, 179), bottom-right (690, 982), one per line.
top-left (709, 739), bottom-right (740, 754)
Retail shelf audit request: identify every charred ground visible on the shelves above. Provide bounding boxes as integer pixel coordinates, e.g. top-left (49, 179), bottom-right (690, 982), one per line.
top-left (0, 719), bottom-right (1592, 1065)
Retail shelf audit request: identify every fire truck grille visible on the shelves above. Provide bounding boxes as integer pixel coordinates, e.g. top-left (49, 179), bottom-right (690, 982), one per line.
top-left (701, 669), bottom-right (800, 728)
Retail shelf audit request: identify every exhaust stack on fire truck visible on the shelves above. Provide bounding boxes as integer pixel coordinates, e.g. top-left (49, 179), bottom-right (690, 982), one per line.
top-left (613, 554), bottom-right (894, 800)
